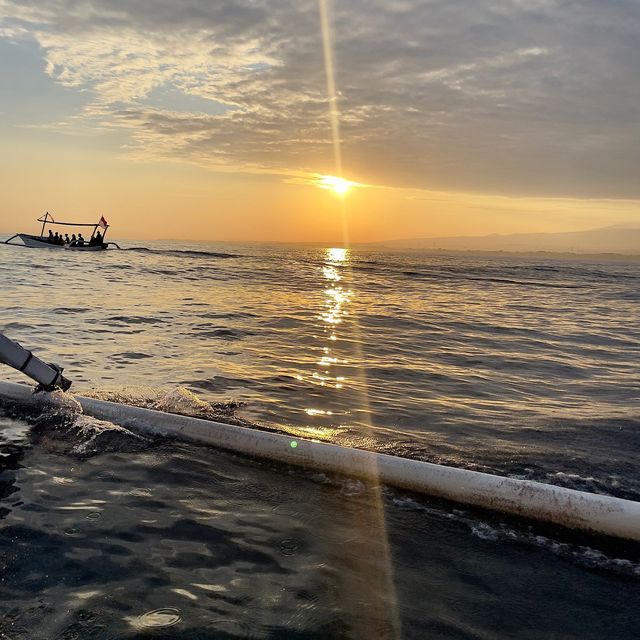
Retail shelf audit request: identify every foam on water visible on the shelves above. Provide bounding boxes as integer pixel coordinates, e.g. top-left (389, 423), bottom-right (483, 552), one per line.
top-left (389, 493), bottom-right (640, 579)
top-left (0, 390), bottom-right (153, 458)
top-left (83, 386), bottom-right (249, 425)
top-left (467, 521), bottom-right (640, 577)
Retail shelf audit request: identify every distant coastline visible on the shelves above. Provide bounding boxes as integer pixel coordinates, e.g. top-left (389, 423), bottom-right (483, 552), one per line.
top-left (360, 225), bottom-right (640, 257)
top-left (359, 247), bottom-right (640, 262)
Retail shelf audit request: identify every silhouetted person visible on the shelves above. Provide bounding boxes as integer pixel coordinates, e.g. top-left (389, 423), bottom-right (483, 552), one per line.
top-left (48, 230), bottom-right (54, 243)
top-left (64, 234), bottom-right (70, 244)
top-left (53, 232), bottom-right (60, 244)
top-left (94, 230), bottom-right (103, 246)
top-left (77, 233), bottom-right (85, 247)
top-left (70, 234), bottom-right (77, 245)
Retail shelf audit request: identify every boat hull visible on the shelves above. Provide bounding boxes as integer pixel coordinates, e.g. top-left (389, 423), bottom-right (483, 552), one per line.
top-left (17, 234), bottom-right (107, 251)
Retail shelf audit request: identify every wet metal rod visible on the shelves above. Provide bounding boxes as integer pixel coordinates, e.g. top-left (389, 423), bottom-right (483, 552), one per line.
top-left (0, 333), bottom-right (71, 391)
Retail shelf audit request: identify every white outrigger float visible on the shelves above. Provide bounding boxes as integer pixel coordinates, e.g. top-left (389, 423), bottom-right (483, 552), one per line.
top-left (4, 212), bottom-right (120, 250)
top-left (1, 331), bottom-right (640, 542)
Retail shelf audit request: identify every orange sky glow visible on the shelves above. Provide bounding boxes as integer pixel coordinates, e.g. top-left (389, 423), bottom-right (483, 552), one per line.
top-left (0, 1), bottom-right (638, 243)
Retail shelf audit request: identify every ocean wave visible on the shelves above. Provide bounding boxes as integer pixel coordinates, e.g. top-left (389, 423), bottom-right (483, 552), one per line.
top-left (81, 386), bottom-right (250, 427)
top-left (106, 315), bottom-right (163, 325)
top-left (187, 326), bottom-right (252, 340)
top-left (467, 520), bottom-right (640, 578)
top-left (2, 242), bottom-right (639, 530)
top-left (401, 270), bottom-right (585, 288)
top-left (124, 247), bottom-right (241, 259)
top-left (0, 391), bottom-right (153, 457)
top-left (390, 494), bottom-right (640, 578)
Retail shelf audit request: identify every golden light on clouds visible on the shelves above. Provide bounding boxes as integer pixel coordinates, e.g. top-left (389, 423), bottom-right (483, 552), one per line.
top-left (0, 1), bottom-right (638, 243)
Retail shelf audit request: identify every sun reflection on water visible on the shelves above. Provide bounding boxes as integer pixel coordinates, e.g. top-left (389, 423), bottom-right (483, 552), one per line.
top-left (327, 247), bottom-right (348, 262)
top-left (317, 249), bottom-right (352, 376)
top-left (323, 265), bottom-right (341, 281)
top-left (301, 247), bottom-right (353, 422)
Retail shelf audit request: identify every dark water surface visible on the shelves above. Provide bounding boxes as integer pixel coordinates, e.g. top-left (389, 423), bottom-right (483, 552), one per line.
top-left (1, 240), bottom-right (639, 637)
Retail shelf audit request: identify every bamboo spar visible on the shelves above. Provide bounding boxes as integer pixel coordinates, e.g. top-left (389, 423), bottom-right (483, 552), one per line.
top-left (0, 380), bottom-right (639, 541)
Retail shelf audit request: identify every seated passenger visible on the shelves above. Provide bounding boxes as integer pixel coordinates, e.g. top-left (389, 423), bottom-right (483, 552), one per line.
top-left (94, 230), bottom-right (103, 246)
top-left (70, 234), bottom-right (77, 246)
top-left (53, 232), bottom-right (60, 244)
top-left (76, 233), bottom-right (85, 247)
top-left (48, 230), bottom-right (54, 243)
top-left (64, 234), bottom-right (70, 244)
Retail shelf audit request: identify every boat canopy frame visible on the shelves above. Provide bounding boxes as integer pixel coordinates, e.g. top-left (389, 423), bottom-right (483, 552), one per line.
top-left (37, 212), bottom-right (109, 241)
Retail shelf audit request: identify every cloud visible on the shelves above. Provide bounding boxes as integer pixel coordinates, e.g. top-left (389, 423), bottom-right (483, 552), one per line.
top-left (1, 0), bottom-right (639, 198)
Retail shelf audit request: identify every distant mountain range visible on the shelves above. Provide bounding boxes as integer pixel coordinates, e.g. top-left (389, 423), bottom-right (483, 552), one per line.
top-left (373, 225), bottom-right (640, 255)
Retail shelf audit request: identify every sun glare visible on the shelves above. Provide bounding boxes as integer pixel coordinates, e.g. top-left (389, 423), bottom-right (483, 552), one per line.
top-left (327, 247), bottom-right (347, 262)
top-left (317, 175), bottom-right (356, 196)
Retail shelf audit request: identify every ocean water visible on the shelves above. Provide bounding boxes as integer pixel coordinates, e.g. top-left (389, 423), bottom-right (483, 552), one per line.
top-left (0, 239), bottom-right (639, 638)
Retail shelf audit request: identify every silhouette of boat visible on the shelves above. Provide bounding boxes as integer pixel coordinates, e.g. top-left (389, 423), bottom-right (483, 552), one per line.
top-left (4, 213), bottom-right (119, 250)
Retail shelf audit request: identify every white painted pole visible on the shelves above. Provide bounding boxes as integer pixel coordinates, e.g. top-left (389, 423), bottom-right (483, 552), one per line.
top-left (0, 333), bottom-right (71, 390)
top-left (1, 380), bottom-right (639, 541)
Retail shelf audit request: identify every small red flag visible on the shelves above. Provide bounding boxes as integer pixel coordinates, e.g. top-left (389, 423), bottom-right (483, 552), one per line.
top-left (98, 216), bottom-right (108, 229)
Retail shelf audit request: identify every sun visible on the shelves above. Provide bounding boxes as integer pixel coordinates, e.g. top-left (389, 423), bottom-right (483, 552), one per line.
top-left (316, 175), bottom-right (356, 196)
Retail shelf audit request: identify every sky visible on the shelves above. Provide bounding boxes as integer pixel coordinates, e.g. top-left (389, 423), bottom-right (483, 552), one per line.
top-left (0, 0), bottom-right (639, 243)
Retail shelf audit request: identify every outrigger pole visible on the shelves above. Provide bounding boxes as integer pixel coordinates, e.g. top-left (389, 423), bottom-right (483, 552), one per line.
top-left (1, 377), bottom-right (639, 541)
top-left (0, 332), bottom-right (71, 392)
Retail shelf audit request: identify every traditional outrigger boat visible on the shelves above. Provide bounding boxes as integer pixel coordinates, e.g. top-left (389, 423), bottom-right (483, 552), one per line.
top-left (4, 212), bottom-right (120, 251)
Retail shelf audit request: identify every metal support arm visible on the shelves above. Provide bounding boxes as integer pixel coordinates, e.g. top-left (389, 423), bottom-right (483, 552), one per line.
top-left (0, 332), bottom-right (71, 392)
